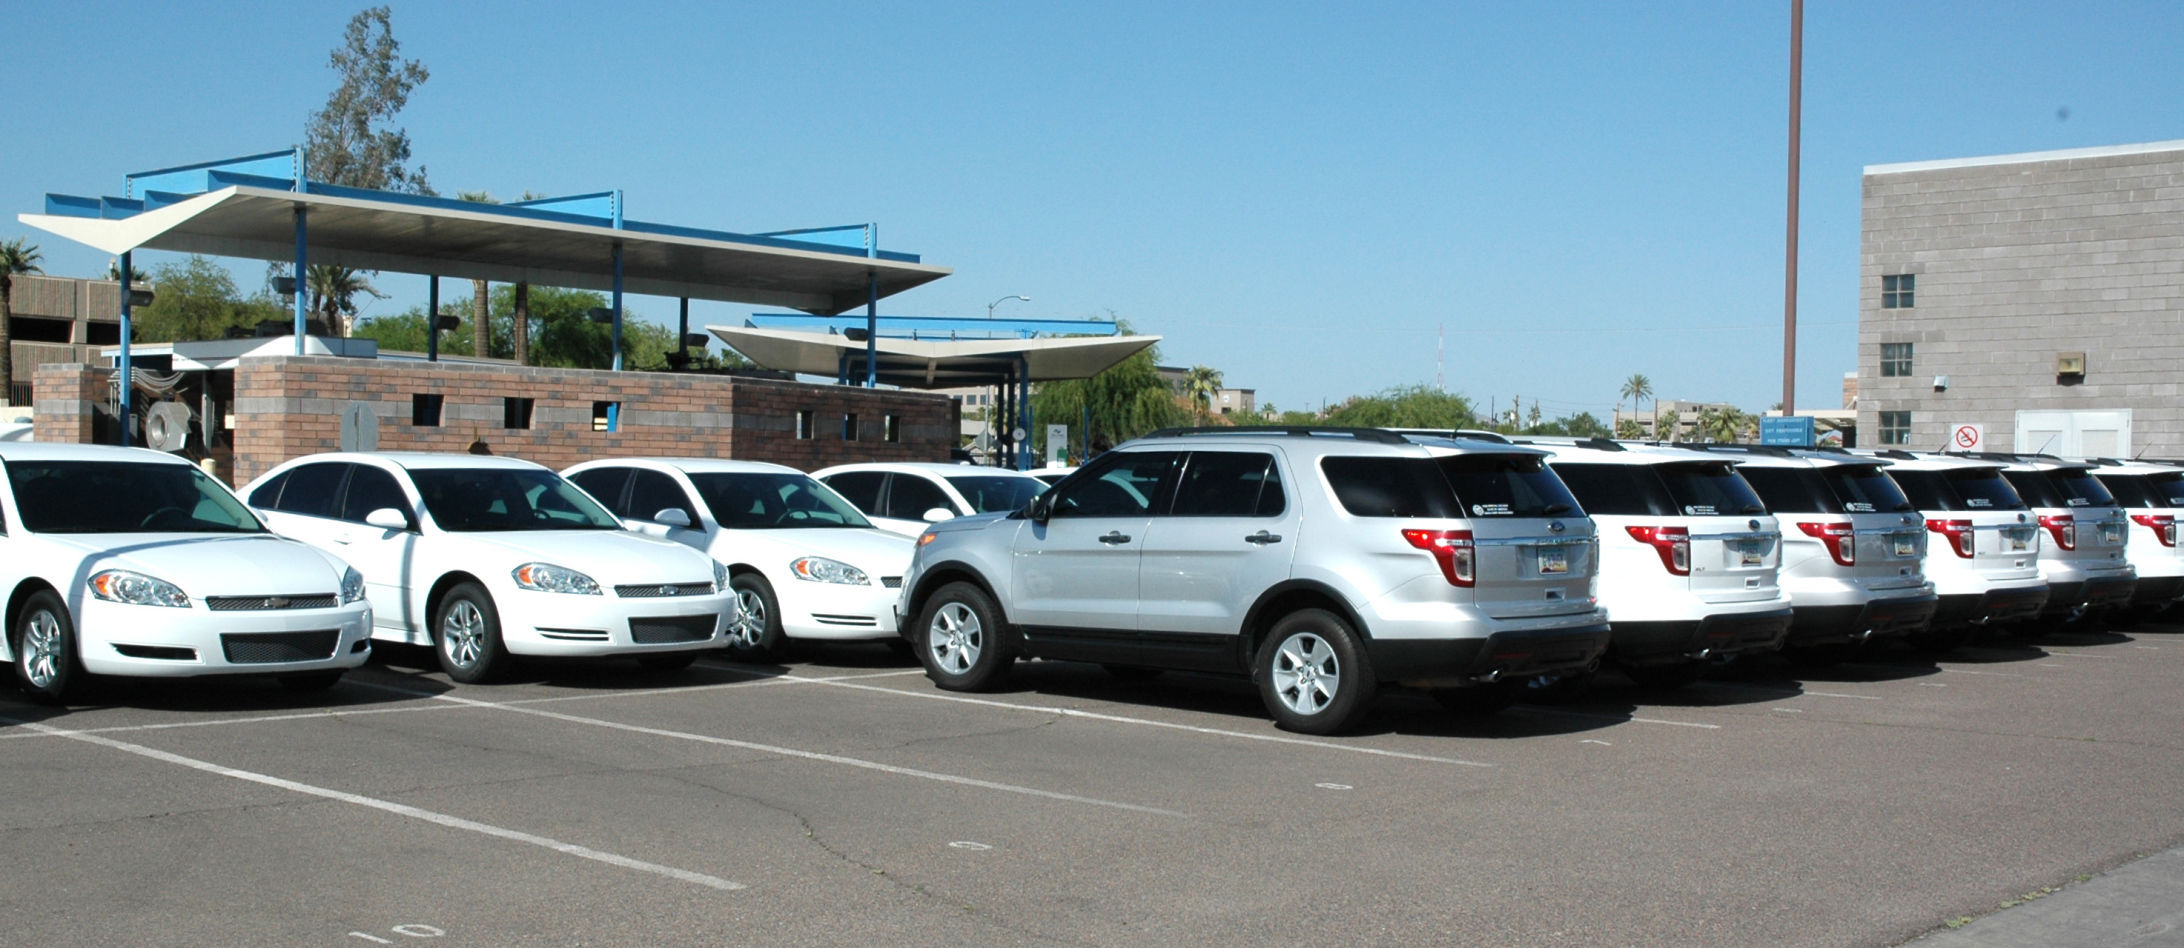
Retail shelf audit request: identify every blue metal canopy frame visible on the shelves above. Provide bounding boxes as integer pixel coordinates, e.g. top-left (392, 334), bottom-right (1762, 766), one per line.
top-left (22, 149), bottom-right (951, 440)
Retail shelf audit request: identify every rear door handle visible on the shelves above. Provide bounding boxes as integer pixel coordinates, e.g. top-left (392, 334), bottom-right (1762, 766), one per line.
top-left (1245, 530), bottom-right (1283, 545)
top-left (1098, 531), bottom-right (1132, 545)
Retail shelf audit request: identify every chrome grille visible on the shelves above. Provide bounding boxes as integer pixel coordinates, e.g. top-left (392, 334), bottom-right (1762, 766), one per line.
top-left (206, 594), bottom-right (339, 612)
top-left (221, 630), bottom-right (340, 664)
top-left (614, 583), bottom-right (715, 599)
top-left (629, 615), bottom-right (716, 644)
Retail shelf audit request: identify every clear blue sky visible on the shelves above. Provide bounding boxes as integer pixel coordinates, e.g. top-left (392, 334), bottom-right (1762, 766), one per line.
top-left (8, 1), bottom-right (2182, 420)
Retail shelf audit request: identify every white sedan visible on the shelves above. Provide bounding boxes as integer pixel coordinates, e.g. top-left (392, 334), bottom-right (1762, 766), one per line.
top-left (242, 453), bottom-right (737, 683)
top-left (811, 462), bottom-right (1049, 537)
top-left (0, 443), bottom-right (372, 702)
top-left (565, 458), bottom-right (915, 660)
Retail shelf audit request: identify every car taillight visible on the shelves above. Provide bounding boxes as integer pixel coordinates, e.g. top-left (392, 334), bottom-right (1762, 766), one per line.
top-left (2038, 514), bottom-right (2076, 551)
top-left (1925, 518), bottom-right (1975, 559)
top-left (1796, 520), bottom-right (1857, 566)
top-left (1624, 525), bottom-right (1690, 575)
top-left (2131, 514), bottom-right (2177, 548)
top-left (1402, 528), bottom-right (1475, 587)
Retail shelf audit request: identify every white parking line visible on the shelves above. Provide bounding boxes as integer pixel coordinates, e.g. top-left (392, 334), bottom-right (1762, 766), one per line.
top-left (2041, 651), bottom-right (2114, 660)
top-left (349, 681), bottom-right (1192, 819)
top-left (1514, 707), bottom-right (1722, 730)
top-left (1802, 691), bottom-right (1884, 701)
top-left (6, 718), bottom-right (745, 891)
top-left (777, 674), bottom-right (1499, 767)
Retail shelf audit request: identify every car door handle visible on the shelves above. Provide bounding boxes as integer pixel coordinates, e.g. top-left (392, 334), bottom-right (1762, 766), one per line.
top-left (1098, 531), bottom-right (1132, 545)
top-left (1245, 530), bottom-right (1283, 545)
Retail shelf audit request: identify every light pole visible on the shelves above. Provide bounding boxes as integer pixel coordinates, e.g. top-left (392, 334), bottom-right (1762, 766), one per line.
top-left (987, 294), bottom-right (1030, 318)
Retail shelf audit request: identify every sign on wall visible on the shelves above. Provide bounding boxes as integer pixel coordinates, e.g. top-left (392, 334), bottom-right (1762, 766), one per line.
top-left (1948, 422), bottom-right (1984, 452)
top-left (1047, 424), bottom-right (1068, 466)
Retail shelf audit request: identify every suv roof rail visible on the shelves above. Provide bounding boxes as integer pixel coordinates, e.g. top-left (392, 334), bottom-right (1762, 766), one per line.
top-left (1139, 425), bottom-right (1412, 444)
top-left (1511, 435), bottom-right (1625, 451)
top-left (1870, 449), bottom-right (1921, 460)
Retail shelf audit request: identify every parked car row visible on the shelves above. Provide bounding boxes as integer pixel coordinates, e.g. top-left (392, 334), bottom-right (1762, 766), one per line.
top-left (8, 431), bottom-right (2179, 740)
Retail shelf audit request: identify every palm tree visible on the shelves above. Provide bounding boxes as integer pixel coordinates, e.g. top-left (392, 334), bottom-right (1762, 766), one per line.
top-left (1619, 373), bottom-right (1652, 430)
top-left (1183, 365), bottom-right (1223, 424)
top-left (0, 238), bottom-right (45, 405)
top-left (305, 265), bottom-right (384, 337)
top-left (457, 191), bottom-right (497, 357)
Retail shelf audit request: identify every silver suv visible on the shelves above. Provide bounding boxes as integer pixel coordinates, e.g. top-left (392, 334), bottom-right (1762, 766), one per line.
top-left (895, 427), bottom-right (1612, 735)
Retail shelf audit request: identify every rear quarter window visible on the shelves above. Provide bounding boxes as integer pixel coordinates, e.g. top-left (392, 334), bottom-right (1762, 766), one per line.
top-left (1322, 457), bottom-right (1458, 518)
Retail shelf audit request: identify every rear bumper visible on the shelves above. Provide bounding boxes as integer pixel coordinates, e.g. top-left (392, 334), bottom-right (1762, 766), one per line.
top-left (1371, 621), bottom-right (1611, 687)
top-left (1786, 592), bottom-right (1939, 646)
top-left (2042, 575), bottom-right (2136, 616)
top-left (2129, 573), bottom-right (2184, 606)
top-left (1609, 606), bottom-right (1795, 666)
top-left (1933, 584), bottom-right (2050, 627)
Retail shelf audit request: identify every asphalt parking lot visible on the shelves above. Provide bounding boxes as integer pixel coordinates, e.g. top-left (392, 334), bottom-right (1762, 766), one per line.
top-left (4, 619), bottom-right (2182, 947)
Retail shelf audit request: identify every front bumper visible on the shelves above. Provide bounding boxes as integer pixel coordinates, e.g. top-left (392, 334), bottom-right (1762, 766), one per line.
top-left (77, 598), bottom-right (374, 678)
top-left (499, 589), bottom-right (735, 657)
top-left (779, 580), bottom-right (904, 641)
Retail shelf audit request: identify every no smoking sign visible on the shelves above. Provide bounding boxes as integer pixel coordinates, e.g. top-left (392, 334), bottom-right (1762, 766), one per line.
top-left (1950, 423), bottom-right (1984, 451)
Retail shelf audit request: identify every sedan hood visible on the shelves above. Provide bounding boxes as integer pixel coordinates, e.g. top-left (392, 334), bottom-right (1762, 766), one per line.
top-left (453, 530), bottom-right (715, 584)
top-left (54, 533), bottom-right (347, 597)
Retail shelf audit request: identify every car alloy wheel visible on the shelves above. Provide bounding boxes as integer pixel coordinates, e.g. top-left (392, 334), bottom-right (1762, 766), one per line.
top-left (441, 599), bottom-right (487, 670)
top-left (20, 609), bottom-right (66, 691)
top-left (913, 581), bottom-right (1013, 691)
top-left (1269, 630), bottom-right (1340, 716)
top-left (927, 601), bottom-right (983, 674)
top-left (732, 587), bottom-right (768, 649)
top-left (1254, 609), bottom-right (1374, 735)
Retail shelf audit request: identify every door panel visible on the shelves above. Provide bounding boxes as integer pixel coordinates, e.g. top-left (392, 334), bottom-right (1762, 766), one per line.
top-left (1009, 451), bottom-right (1177, 635)
top-left (1137, 450), bottom-right (1296, 667)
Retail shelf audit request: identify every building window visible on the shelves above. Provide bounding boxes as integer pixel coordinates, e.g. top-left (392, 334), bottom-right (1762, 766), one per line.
top-left (1879, 342), bottom-right (1913, 378)
top-left (591, 401), bottom-right (619, 432)
top-left (1879, 410), bottom-right (1911, 445)
top-left (795, 410), bottom-right (814, 440)
top-left (503, 397), bottom-right (534, 429)
top-left (1882, 273), bottom-right (1915, 309)
top-left (411, 394), bottom-right (443, 427)
top-left (843, 412), bottom-right (860, 441)
top-left (884, 414), bottom-right (900, 443)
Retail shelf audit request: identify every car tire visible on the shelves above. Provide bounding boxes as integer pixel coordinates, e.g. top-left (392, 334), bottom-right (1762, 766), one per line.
top-left (915, 582), bottom-right (1014, 691)
top-left (1254, 609), bottom-right (1375, 735)
top-left (637, 652), bottom-right (698, 673)
top-left (434, 582), bottom-right (510, 684)
top-left (1623, 662), bottom-right (1705, 690)
top-left (726, 573), bottom-right (785, 662)
top-left (12, 590), bottom-right (80, 704)
top-left (278, 671), bottom-right (344, 693)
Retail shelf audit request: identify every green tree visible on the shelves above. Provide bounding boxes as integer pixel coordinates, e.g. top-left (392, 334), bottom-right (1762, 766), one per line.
top-left (455, 190), bottom-right (496, 356)
top-left (305, 265), bottom-right (383, 336)
top-left (133, 257), bottom-right (284, 343)
top-left (1182, 364), bottom-right (1223, 424)
top-left (1619, 373), bottom-right (1652, 427)
top-left (304, 6), bottom-right (432, 194)
top-left (1615, 416), bottom-right (1645, 439)
top-left (1700, 405), bottom-right (1753, 443)
top-left (1, 237), bottom-right (44, 404)
top-left (1321, 384), bottom-right (1476, 429)
top-left (1029, 321), bottom-right (1188, 453)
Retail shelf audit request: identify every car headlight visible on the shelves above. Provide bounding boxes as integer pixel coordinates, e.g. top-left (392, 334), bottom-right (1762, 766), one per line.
top-left (88, 569), bottom-right (191, 608)
top-left (791, 556), bottom-right (869, 585)
top-left (713, 559), bottom-right (730, 593)
top-left (340, 567), bottom-right (367, 604)
top-left (511, 563), bottom-right (602, 595)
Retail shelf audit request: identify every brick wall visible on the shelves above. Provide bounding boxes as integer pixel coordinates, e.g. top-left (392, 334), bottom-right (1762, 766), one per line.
top-left (34, 356), bottom-right (955, 484)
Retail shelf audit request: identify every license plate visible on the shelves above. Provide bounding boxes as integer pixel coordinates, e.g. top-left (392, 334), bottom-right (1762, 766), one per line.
top-left (1539, 546), bottom-right (1568, 575)
top-left (1892, 536), bottom-right (1917, 557)
top-left (2101, 524), bottom-right (2122, 545)
top-left (2006, 530), bottom-right (2029, 552)
top-left (1737, 540), bottom-right (1764, 567)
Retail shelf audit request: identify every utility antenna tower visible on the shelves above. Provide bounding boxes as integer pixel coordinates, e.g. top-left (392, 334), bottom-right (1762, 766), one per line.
top-left (1436, 323), bottom-right (1445, 390)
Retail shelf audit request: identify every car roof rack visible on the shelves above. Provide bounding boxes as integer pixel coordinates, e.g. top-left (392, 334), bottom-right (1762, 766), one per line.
top-left (1869, 449), bottom-right (1922, 460)
top-left (1510, 435), bottom-right (1625, 451)
top-left (1139, 425), bottom-right (1412, 444)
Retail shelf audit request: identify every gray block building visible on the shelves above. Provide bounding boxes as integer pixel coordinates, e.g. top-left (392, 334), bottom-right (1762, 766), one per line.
top-left (1858, 140), bottom-right (2184, 457)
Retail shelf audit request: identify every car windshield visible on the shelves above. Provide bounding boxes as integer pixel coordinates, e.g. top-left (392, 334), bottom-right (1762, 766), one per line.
top-left (8, 460), bottom-right (264, 534)
top-left (1821, 464), bottom-right (1916, 513)
top-left (690, 472), bottom-right (873, 529)
top-left (1656, 462), bottom-right (1767, 516)
top-left (944, 475), bottom-right (1047, 514)
top-left (411, 468), bottom-right (621, 532)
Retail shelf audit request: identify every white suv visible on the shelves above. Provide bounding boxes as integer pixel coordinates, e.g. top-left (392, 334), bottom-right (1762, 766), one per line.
top-left (1861, 450), bottom-right (2048, 647)
top-left (896, 427), bottom-right (1612, 734)
top-left (1986, 455), bottom-right (2137, 624)
top-left (1679, 446), bottom-right (1938, 658)
top-left (2086, 458), bottom-right (2184, 616)
top-left (1526, 439), bottom-right (1792, 687)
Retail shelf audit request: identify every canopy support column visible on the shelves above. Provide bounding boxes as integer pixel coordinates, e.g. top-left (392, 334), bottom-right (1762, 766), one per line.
top-left (117, 251), bottom-right (134, 447)
top-left (863, 273), bottom-right (879, 388)
top-left (1016, 354), bottom-right (1032, 470)
top-left (426, 275), bottom-right (440, 362)
top-left (292, 206), bottom-right (307, 353)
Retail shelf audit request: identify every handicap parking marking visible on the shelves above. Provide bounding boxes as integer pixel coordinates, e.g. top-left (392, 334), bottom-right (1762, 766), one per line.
top-left (348, 681), bottom-right (1192, 819)
top-left (781, 674), bottom-right (1498, 768)
top-left (6, 717), bottom-right (746, 892)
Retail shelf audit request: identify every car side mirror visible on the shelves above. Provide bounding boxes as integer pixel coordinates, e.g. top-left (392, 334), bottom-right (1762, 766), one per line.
top-left (921, 507), bottom-right (957, 524)
top-left (365, 507), bottom-right (411, 531)
top-left (653, 508), bottom-right (693, 528)
top-left (1028, 492), bottom-right (1053, 525)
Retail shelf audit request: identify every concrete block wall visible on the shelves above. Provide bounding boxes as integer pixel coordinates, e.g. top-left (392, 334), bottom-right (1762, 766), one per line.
top-left (32, 363), bottom-right (106, 445)
top-left (1859, 142), bottom-right (2184, 454)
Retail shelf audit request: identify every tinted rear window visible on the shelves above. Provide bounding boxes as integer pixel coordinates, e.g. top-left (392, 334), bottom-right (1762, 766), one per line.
top-left (2095, 474), bottom-right (2158, 509)
top-left (2046, 469), bottom-right (2118, 508)
top-left (1323, 457), bottom-right (1459, 518)
top-left (1735, 465), bottom-right (1839, 514)
top-left (1888, 470), bottom-right (1952, 511)
top-left (2148, 471), bottom-right (2184, 507)
top-left (1434, 454), bottom-right (1579, 517)
top-left (1657, 462), bottom-right (1767, 516)
top-left (2001, 470), bottom-right (2060, 507)
top-left (1822, 464), bottom-right (1915, 513)
top-left (1892, 468), bottom-right (2027, 512)
top-left (1550, 463), bottom-right (1674, 517)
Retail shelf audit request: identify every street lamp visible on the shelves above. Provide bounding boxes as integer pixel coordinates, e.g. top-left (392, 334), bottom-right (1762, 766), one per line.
top-left (987, 294), bottom-right (1030, 318)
